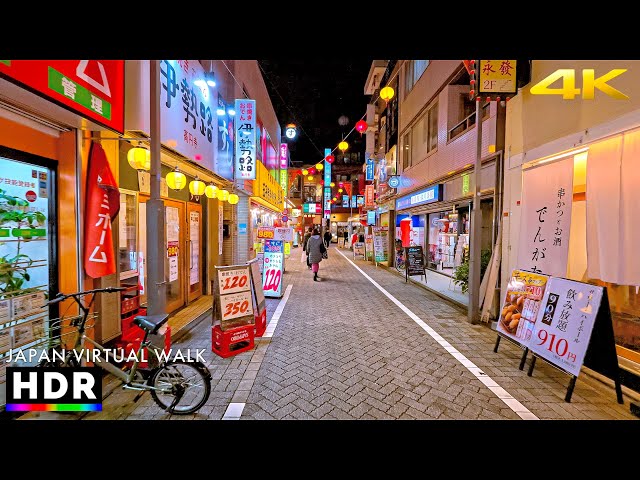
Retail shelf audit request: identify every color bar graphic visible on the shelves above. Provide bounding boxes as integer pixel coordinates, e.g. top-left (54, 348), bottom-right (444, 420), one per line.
top-left (6, 403), bottom-right (102, 412)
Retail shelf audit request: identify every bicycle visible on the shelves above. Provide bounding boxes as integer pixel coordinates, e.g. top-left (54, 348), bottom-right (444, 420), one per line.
top-left (39, 287), bottom-right (212, 415)
top-left (395, 240), bottom-right (406, 273)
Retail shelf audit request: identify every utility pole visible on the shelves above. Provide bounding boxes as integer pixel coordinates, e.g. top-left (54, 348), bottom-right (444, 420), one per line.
top-left (468, 99), bottom-right (484, 324)
top-left (147, 60), bottom-right (166, 316)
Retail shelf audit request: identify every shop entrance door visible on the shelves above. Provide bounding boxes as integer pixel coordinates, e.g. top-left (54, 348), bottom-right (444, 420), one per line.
top-left (186, 203), bottom-right (202, 303)
top-left (164, 200), bottom-right (185, 313)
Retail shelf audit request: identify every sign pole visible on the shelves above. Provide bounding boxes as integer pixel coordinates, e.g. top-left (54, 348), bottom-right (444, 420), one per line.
top-left (468, 98), bottom-right (483, 324)
top-left (147, 60), bottom-right (166, 317)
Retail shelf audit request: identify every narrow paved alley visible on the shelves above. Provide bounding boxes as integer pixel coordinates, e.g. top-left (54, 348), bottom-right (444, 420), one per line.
top-left (26, 246), bottom-right (636, 421)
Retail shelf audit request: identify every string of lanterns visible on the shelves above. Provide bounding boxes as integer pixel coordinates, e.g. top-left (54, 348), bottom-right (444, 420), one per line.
top-left (128, 145), bottom-right (238, 204)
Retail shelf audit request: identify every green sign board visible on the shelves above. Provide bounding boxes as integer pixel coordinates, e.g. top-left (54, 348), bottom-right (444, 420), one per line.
top-left (12, 228), bottom-right (46, 238)
top-left (48, 67), bottom-right (112, 121)
top-left (462, 173), bottom-right (470, 195)
top-left (0, 229), bottom-right (10, 238)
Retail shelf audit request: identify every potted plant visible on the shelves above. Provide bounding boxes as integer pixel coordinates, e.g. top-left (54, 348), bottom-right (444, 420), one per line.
top-left (452, 248), bottom-right (492, 293)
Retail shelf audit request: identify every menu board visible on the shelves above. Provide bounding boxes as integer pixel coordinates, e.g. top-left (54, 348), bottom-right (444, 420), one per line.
top-left (11, 292), bottom-right (46, 320)
top-left (263, 240), bottom-right (284, 298)
top-left (406, 246), bottom-right (425, 277)
top-left (529, 278), bottom-right (603, 377)
top-left (0, 328), bottom-right (11, 355)
top-left (365, 234), bottom-right (374, 260)
top-left (353, 242), bottom-right (365, 260)
top-left (497, 270), bottom-right (549, 347)
top-left (0, 299), bottom-right (11, 323)
top-left (249, 258), bottom-right (266, 315)
top-left (373, 227), bottom-right (389, 262)
top-left (214, 264), bottom-right (255, 331)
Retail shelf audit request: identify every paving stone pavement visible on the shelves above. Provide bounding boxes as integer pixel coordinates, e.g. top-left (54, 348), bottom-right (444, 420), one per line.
top-left (21, 245), bottom-right (637, 420)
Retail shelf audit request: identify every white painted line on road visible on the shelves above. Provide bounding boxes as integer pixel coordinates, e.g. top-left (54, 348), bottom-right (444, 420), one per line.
top-left (262, 284), bottom-right (293, 338)
top-left (222, 402), bottom-right (246, 420)
top-left (335, 248), bottom-right (539, 421)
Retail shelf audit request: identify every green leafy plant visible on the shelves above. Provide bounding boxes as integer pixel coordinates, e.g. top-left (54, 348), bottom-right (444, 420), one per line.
top-left (0, 252), bottom-right (33, 296)
top-left (452, 248), bottom-right (492, 293)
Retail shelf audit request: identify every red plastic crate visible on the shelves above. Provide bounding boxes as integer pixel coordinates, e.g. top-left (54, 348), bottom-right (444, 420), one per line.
top-left (116, 326), bottom-right (171, 369)
top-left (120, 285), bottom-right (139, 315)
top-left (121, 314), bottom-right (144, 342)
top-left (212, 324), bottom-right (254, 358)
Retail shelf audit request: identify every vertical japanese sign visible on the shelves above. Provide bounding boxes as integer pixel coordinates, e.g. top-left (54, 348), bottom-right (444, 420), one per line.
top-left (189, 211), bottom-right (199, 285)
top-left (497, 270), bottom-right (549, 346)
top-left (373, 227), bottom-right (389, 262)
top-left (324, 187), bottom-right (331, 216)
top-left (517, 158), bottom-right (573, 276)
top-left (366, 156), bottom-right (375, 181)
top-left (280, 143), bottom-right (288, 170)
top-left (530, 278), bottom-right (603, 377)
top-left (160, 61), bottom-right (214, 171)
top-left (166, 206), bottom-right (179, 282)
top-left (280, 170), bottom-right (288, 195)
top-left (218, 203), bottom-right (224, 256)
top-left (234, 99), bottom-right (257, 180)
top-left (216, 93), bottom-right (233, 180)
top-left (365, 184), bottom-right (375, 207)
top-left (324, 148), bottom-right (332, 218)
top-left (84, 143), bottom-right (120, 278)
top-left (0, 60), bottom-right (124, 133)
top-left (262, 240), bottom-right (284, 298)
top-left (342, 195), bottom-right (349, 208)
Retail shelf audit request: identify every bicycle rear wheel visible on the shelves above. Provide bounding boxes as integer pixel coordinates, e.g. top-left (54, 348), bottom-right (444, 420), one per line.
top-left (149, 360), bottom-right (211, 415)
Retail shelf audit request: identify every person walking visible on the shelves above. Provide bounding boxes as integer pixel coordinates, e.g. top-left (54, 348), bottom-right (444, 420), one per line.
top-left (301, 226), bottom-right (313, 269)
top-left (323, 229), bottom-right (332, 248)
top-left (306, 227), bottom-right (326, 281)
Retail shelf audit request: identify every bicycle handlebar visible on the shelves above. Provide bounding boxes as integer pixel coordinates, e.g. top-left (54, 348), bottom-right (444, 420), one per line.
top-left (45, 287), bottom-right (127, 306)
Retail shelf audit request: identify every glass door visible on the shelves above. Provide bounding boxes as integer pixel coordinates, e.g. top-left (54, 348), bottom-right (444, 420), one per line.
top-left (0, 156), bottom-right (54, 407)
top-left (164, 200), bottom-right (185, 313)
top-left (187, 203), bottom-right (202, 302)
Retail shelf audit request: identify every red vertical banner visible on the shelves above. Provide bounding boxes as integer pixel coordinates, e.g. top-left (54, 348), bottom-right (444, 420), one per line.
top-left (84, 142), bottom-right (120, 278)
top-left (365, 184), bottom-right (375, 207)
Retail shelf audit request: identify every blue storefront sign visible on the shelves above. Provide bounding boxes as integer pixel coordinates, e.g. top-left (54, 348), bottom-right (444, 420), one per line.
top-left (395, 184), bottom-right (443, 210)
top-left (366, 157), bottom-right (375, 181)
top-left (367, 210), bottom-right (376, 225)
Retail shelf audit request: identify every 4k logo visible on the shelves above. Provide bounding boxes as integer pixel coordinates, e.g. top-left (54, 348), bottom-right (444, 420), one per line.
top-left (530, 69), bottom-right (629, 100)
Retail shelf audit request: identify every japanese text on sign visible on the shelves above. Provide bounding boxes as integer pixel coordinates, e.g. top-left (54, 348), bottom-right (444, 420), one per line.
top-left (517, 156), bottom-right (573, 276)
top-left (234, 99), bottom-right (257, 180)
top-left (530, 278), bottom-right (603, 377)
top-left (217, 267), bottom-right (251, 295)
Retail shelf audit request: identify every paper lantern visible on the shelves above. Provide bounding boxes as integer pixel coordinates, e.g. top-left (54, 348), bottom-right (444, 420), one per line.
top-left (355, 120), bottom-right (367, 135)
top-left (228, 193), bottom-right (239, 205)
top-left (332, 197), bottom-right (337, 202)
top-left (189, 177), bottom-right (205, 196)
top-left (302, 169), bottom-right (309, 176)
top-left (330, 182), bottom-right (335, 187)
top-left (204, 183), bottom-right (218, 199)
top-left (307, 175), bottom-right (314, 181)
top-left (325, 154), bottom-right (335, 164)
top-left (217, 189), bottom-right (229, 201)
top-left (309, 167), bottom-right (317, 175)
top-left (166, 167), bottom-right (186, 190)
top-left (380, 86), bottom-right (395, 102)
top-left (338, 141), bottom-right (348, 152)
top-left (316, 163), bottom-right (324, 171)
top-left (127, 146), bottom-right (150, 171)
top-left (338, 188), bottom-right (343, 193)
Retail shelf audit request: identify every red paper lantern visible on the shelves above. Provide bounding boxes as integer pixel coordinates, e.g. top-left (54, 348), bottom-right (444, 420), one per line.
top-left (355, 120), bottom-right (367, 135)
top-left (309, 167), bottom-right (317, 175)
top-left (325, 154), bottom-right (335, 164)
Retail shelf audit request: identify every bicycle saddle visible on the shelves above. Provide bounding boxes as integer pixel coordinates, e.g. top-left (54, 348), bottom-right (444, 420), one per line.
top-left (134, 314), bottom-right (170, 334)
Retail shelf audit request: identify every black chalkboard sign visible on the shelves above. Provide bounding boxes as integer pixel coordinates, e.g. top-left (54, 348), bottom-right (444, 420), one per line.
top-left (406, 246), bottom-right (426, 279)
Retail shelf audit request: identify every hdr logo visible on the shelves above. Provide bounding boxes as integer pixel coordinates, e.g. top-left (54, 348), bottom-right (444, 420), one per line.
top-left (530, 69), bottom-right (629, 100)
top-left (6, 367), bottom-right (102, 412)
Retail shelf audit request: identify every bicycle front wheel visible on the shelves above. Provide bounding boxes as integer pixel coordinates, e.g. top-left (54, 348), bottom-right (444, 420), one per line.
top-left (150, 360), bottom-right (211, 415)
top-left (396, 261), bottom-right (406, 272)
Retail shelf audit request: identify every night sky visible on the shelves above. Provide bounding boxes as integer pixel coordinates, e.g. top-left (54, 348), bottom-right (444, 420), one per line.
top-left (259, 59), bottom-right (373, 167)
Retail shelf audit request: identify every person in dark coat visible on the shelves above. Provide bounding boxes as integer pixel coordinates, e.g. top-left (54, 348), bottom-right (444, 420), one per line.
top-left (323, 230), bottom-right (332, 248)
top-left (301, 227), bottom-right (313, 269)
top-left (306, 227), bottom-right (326, 281)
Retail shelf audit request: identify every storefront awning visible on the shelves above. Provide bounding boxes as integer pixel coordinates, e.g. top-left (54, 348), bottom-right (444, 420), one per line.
top-left (250, 196), bottom-right (282, 213)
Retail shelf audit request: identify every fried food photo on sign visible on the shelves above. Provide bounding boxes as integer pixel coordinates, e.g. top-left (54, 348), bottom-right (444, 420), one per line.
top-left (501, 292), bottom-right (524, 333)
